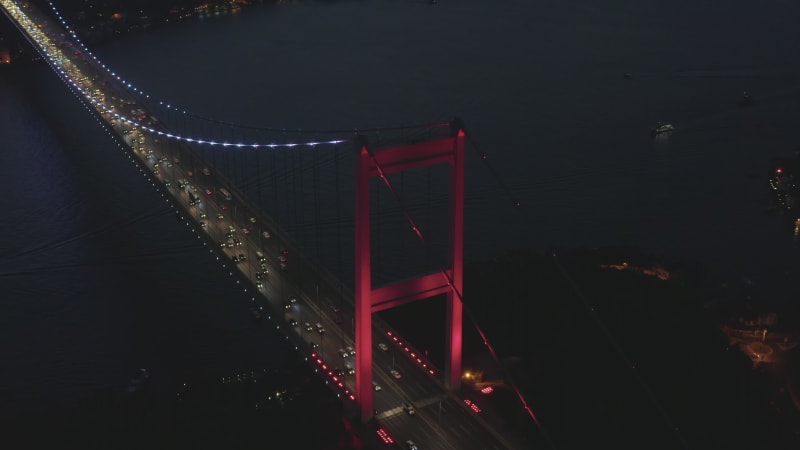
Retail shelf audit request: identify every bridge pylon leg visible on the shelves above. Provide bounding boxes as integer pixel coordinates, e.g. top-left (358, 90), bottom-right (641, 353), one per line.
top-left (354, 137), bottom-right (374, 424)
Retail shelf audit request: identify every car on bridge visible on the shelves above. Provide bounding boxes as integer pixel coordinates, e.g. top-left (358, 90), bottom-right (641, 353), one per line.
top-left (378, 343), bottom-right (389, 352)
top-left (390, 369), bottom-right (402, 380)
top-left (404, 440), bottom-right (419, 450)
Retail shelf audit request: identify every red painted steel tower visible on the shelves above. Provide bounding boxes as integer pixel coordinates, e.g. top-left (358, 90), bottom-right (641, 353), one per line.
top-left (354, 121), bottom-right (465, 422)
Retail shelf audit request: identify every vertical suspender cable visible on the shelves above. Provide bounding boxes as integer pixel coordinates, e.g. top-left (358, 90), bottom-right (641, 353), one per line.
top-left (313, 140), bottom-right (321, 270)
top-left (334, 144), bottom-right (339, 279)
top-left (291, 135), bottom-right (299, 232)
top-left (255, 130), bottom-right (262, 208)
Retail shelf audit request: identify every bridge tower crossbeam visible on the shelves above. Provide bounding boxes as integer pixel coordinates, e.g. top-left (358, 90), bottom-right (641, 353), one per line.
top-left (354, 121), bottom-right (465, 423)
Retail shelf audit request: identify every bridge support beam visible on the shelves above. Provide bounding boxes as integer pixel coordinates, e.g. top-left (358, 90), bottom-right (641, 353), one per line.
top-left (355, 121), bottom-right (465, 423)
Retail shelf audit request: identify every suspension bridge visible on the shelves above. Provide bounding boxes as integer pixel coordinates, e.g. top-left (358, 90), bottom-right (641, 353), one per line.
top-left (1, 1), bottom-right (545, 448)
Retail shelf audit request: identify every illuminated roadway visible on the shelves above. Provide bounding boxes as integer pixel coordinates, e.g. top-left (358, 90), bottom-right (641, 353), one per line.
top-left (1, 1), bottom-right (529, 448)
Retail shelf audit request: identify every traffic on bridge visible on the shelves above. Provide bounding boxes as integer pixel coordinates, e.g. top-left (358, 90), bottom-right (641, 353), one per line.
top-left (0, 1), bottom-right (530, 448)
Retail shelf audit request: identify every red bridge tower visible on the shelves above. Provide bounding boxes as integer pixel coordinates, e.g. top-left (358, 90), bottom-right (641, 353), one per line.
top-left (354, 121), bottom-right (465, 422)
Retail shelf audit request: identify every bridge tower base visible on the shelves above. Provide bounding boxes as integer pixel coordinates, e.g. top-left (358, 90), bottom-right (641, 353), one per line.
top-left (354, 120), bottom-right (465, 423)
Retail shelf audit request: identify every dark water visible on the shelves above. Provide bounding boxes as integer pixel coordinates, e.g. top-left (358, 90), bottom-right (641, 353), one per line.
top-left (2, 0), bottom-right (800, 433)
top-left (0, 61), bottom-right (291, 420)
top-left (91, 0), bottom-right (800, 283)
